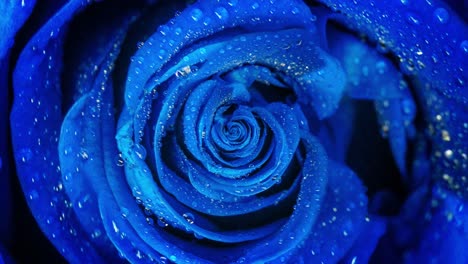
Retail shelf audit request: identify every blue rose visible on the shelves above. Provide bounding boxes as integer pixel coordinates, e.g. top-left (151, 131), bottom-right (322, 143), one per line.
top-left (1, 0), bottom-right (467, 263)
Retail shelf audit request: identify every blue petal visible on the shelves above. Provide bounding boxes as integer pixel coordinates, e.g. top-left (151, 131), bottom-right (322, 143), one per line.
top-left (125, 0), bottom-right (346, 121)
top-left (0, 0), bottom-right (35, 243)
top-left (9, 0), bottom-right (139, 261)
top-left (340, 215), bottom-right (386, 264)
top-left (403, 185), bottom-right (468, 263)
top-left (328, 30), bottom-right (405, 100)
top-left (293, 161), bottom-right (374, 263)
top-left (10, 1), bottom-right (106, 261)
top-left (0, 0), bottom-right (36, 59)
top-left (0, 243), bottom-right (13, 264)
top-left (317, 97), bottom-right (355, 162)
top-left (329, 29), bottom-right (418, 175)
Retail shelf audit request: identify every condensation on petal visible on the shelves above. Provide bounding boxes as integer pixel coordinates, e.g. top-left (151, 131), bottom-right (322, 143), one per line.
top-left (318, 0), bottom-right (468, 198)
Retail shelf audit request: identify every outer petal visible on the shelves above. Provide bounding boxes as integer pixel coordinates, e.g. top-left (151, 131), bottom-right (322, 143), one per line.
top-left (318, 0), bottom-right (468, 198)
top-left (0, 0), bottom-right (35, 244)
top-left (9, 0), bottom-right (119, 262)
top-left (403, 185), bottom-right (468, 263)
top-left (329, 30), bottom-right (417, 176)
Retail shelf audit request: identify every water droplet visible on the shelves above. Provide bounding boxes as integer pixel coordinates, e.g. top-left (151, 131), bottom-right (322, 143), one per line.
top-left (434, 7), bottom-right (449, 24)
top-left (159, 256), bottom-right (168, 264)
top-left (361, 66), bottom-right (369, 76)
top-left (251, 2), bottom-right (259, 9)
top-left (214, 7), bottom-right (228, 20)
top-left (444, 149), bottom-right (453, 159)
top-left (400, 59), bottom-right (416, 74)
top-left (191, 8), bottom-right (203, 22)
top-left (133, 144), bottom-right (147, 160)
top-left (406, 13), bottom-right (421, 25)
top-left (183, 213), bottom-right (195, 224)
top-left (116, 154), bottom-right (125, 166)
top-left (203, 17), bottom-right (211, 26)
top-left (63, 172), bottom-right (73, 182)
top-left (18, 148), bottom-right (33, 163)
top-left (376, 40), bottom-right (388, 54)
top-left (401, 99), bottom-right (415, 115)
top-left (121, 207), bottom-right (129, 218)
top-left (157, 217), bottom-right (169, 227)
top-left (159, 25), bottom-right (169, 36)
top-left (460, 40), bottom-right (468, 54)
top-left (112, 221), bottom-right (119, 233)
top-left (441, 130), bottom-right (451, 141)
top-left (228, 0), bottom-right (238, 6)
top-left (79, 149), bottom-right (89, 160)
top-left (376, 61), bottom-right (387, 74)
top-left (455, 77), bottom-right (465, 87)
top-left (146, 217), bottom-right (154, 225)
top-left (400, 0), bottom-right (409, 5)
top-left (169, 255), bottom-right (177, 262)
top-left (29, 190), bottom-right (39, 200)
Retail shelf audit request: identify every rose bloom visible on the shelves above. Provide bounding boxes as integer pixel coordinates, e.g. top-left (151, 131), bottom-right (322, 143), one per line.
top-left (0, 0), bottom-right (467, 263)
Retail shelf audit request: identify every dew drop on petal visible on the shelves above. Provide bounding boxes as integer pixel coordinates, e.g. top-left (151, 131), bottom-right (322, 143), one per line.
top-left (444, 149), bottom-right (453, 159)
top-left (29, 190), bottom-right (39, 200)
top-left (121, 207), bottom-right (129, 218)
top-left (133, 144), bottom-right (147, 160)
top-left (460, 40), bottom-right (468, 54)
top-left (112, 221), bottom-right (119, 233)
top-left (115, 153), bottom-right (125, 167)
top-left (183, 212), bottom-right (195, 224)
top-left (406, 12), bottom-right (421, 25)
top-left (434, 7), bottom-right (449, 24)
top-left (157, 217), bottom-right (169, 228)
top-left (18, 148), bottom-right (33, 163)
top-left (376, 60), bottom-right (387, 74)
top-left (214, 7), bottom-right (228, 20)
top-left (401, 99), bottom-right (416, 115)
top-left (191, 8), bottom-right (203, 22)
top-left (79, 149), bottom-right (89, 160)
top-left (227, 0), bottom-right (238, 6)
